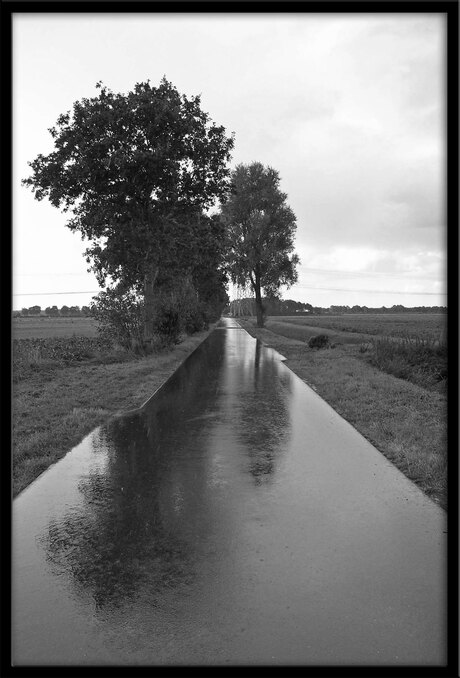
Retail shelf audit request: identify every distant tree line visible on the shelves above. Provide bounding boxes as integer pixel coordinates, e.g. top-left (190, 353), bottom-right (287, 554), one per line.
top-left (305, 303), bottom-right (447, 315)
top-left (323, 304), bottom-right (447, 315)
top-left (229, 297), bottom-right (447, 316)
top-left (14, 305), bottom-right (91, 318)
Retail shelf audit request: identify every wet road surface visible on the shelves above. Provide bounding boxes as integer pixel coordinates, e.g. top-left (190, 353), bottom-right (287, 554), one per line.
top-left (12, 318), bottom-right (446, 666)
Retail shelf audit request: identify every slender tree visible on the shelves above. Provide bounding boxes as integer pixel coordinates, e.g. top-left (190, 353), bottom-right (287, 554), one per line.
top-left (23, 78), bottom-right (234, 343)
top-left (220, 162), bottom-right (300, 327)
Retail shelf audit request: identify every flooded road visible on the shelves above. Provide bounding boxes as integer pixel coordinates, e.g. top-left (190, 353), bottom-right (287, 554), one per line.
top-left (12, 318), bottom-right (446, 666)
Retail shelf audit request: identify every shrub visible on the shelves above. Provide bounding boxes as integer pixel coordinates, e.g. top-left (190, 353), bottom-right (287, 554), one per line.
top-left (152, 276), bottom-right (207, 346)
top-left (308, 334), bottom-right (330, 350)
top-left (154, 305), bottom-right (182, 346)
top-left (184, 301), bottom-right (208, 334)
top-left (90, 277), bottom-right (211, 352)
top-left (90, 288), bottom-right (144, 352)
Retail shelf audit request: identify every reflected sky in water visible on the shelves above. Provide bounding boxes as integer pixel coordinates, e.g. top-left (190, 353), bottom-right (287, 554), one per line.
top-left (12, 319), bottom-right (446, 666)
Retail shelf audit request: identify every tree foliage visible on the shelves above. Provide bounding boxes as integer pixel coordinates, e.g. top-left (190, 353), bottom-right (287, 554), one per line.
top-left (28, 305), bottom-right (41, 315)
top-left (23, 78), bottom-right (234, 339)
top-left (220, 162), bottom-right (300, 326)
top-left (190, 213), bottom-right (229, 322)
top-left (90, 288), bottom-right (145, 351)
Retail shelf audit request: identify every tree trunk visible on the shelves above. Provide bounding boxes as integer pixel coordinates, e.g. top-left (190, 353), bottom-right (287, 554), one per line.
top-left (143, 264), bottom-right (159, 346)
top-left (254, 272), bottom-right (264, 328)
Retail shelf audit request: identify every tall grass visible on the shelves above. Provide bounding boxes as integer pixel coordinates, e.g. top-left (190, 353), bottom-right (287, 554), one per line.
top-left (363, 334), bottom-right (447, 392)
top-left (12, 336), bottom-right (127, 382)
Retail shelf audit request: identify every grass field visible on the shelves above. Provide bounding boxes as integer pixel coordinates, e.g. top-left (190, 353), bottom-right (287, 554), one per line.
top-left (13, 316), bottom-right (99, 339)
top-left (274, 313), bottom-right (447, 343)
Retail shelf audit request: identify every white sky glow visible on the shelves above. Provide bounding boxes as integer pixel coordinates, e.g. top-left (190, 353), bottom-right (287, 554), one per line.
top-left (13, 12), bottom-right (447, 309)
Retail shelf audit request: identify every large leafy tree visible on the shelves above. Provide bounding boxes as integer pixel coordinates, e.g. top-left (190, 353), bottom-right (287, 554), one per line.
top-left (23, 78), bottom-right (234, 341)
top-left (220, 162), bottom-right (300, 327)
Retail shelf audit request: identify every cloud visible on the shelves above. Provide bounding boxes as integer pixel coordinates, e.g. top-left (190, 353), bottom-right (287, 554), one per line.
top-left (14, 13), bottom-right (446, 309)
top-left (292, 243), bottom-right (446, 306)
top-left (245, 15), bottom-right (447, 265)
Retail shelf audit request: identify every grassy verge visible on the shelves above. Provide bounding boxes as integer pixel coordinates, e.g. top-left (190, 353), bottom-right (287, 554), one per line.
top-left (364, 336), bottom-right (447, 392)
top-left (12, 327), bottom-right (215, 497)
top-left (238, 319), bottom-right (447, 510)
top-left (263, 318), bottom-right (447, 394)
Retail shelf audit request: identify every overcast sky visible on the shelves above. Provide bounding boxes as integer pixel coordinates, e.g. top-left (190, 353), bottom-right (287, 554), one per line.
top-left (13, 12), bottom-right (447, 310)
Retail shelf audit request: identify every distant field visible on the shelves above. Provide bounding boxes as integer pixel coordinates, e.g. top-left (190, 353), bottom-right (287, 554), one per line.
top-left (272, 314), bottom-right (447, 343)
top-left (13, 317), bottom-right (99, 339)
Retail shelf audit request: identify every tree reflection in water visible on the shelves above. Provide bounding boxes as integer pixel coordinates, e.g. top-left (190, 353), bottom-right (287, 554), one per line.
top-left (223, 337), bottom-right (293, 485)
top-left (37, 328), bottom-right (292, 612)
top-left (41, 418), bottom-right (195, 612)
top-left (39, 332), bottom-right (228, 613)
